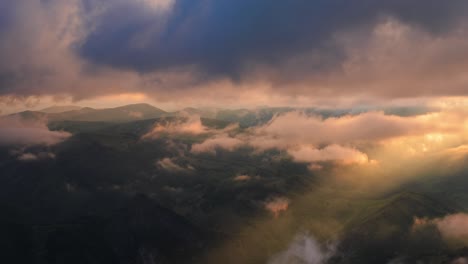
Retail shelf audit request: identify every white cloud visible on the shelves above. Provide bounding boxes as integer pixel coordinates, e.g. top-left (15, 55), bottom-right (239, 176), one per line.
top-left (143, 115), bottom-right (209, 139)
top-left (288, 145), bottom-right (369, 165)
top-left (269, 233), bottom-right (335, 264)
top-left (191, 133), bottom-right (244, 154)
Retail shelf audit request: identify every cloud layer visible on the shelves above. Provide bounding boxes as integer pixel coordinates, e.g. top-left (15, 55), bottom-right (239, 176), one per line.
top-left (2, 1), bottom-right (468, 107)
top-left (177, 107), bottom-right (468, 170)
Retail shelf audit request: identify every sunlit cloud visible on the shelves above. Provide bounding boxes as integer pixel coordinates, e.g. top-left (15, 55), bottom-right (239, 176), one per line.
top-left (191, 134), bottom-right (244, 154)
top-left (1, 1), bottom-right (468, 109)
top-left (269, 233), bottom-right (335, 264)
top-left (0, 117), bottom-right (71, 146)
top-left (143, 115), bottom-right (209, 139)
top-left (264, 197), bottom-right (290, 218)
top-left (233, 175), bottom-right (252, 181)
top-left (288, 145), bottom-right (369, 165)
top-left (413, 214), bottom-right (468, 246)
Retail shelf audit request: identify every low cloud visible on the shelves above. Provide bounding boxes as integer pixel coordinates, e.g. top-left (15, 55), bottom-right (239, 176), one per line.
top-left (17, 153), bottom-right (39, 161)
top-left (190, 111), bottom-right (417, 166)
top-left (17, 152), bottom-right (56, 161)
top-left (435, 214), bottom-right (468, 242)
top-left (269, 233), bottom-right (335, 264)
top-left (413, 214), bottom-right (468, 244)
top-left (189, 108), bottom-right (468, 170)
top-left (453, 257), bottom-right (468, 264)
top-left (191, 134), bottom-right (244, 154)
top-left (156, 157), bottom-right (194, 173)
top-left (233, 175), bottom-right (252, 181)
top-left (0, 118), bottom-right (71, 146)
top-left (143, 115), bottom-right (209, 139)
top-left (140, 108), bottom-right (468, 179)
top-left (252, 111), bottom-right (427, 147)
top-left (264, 197), bottom-right (290, 218)
top-left (288, 145), bottom-right (369, 165)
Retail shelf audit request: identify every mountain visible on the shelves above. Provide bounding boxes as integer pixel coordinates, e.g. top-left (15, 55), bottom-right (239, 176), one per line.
top-left (331, 192), bottom-right (457, 263)
top-left (51, 103), bottom-right (168, 122)
top-left (10, 103), bottom-right (168, 123)
top-left (39, 105), bottom-right (82, 113)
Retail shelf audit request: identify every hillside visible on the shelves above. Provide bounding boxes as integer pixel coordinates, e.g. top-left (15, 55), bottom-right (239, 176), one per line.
top-left (332, 192), bottom-right (457, 263)
top-left (10, 103), bottom-right (168, 123)
top-left (39, 106), bottom-right (83, 113)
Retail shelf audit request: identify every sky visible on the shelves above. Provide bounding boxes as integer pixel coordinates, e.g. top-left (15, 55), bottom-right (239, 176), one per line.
top-left (1, 0), bottom-right (468, 113)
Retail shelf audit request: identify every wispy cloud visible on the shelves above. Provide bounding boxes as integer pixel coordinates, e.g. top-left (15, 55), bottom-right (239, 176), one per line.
top-left (191, 133), bottom-right (244, 154)
top-left (269, 233), bottom-right (335, 264)
top-left (156, 157), bottom-right (194, 173)
top-left (233, 175), bottom-right (252, 181)
top-left (17, 152), bottom-right (56, 161)
top-left (142, 115), bottom-right (209, 139)
top-left (0, 117), bottom-right (71, 146)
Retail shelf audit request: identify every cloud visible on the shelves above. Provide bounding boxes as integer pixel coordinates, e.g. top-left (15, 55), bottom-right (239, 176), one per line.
top-left (79, 1), bottom-right (468, 77)
top-left (268, 233), bottom-right (335, 264)
top-left (156, 157), bottom-right (194, 172)
top-left (17, 153), bottom-right (38, 161)
top-left (142, 115), bottom-right (209, 139)
top-left (233, 175), bottom-right (252, 181)
top-left (252, 111), bottom-right (428, 147)
top-left (1, 1), bottom-right (468, 105)
top-left (189, 110), bottom-right (437, 166)
top-left (191, 134), bottom-right (244, 154)
top-left (413, 214), bottom-right (468, 244)
top-left (453, 257), bottom-right (468, 264)
top-left (288, 145), bottom-right (369, 165)
top-left (17, 152), bottom-right (56, 162)
top-left (434, 214), bottom-right (468, 242)
top-left (264, 197), bottom-right (289, 218)
top-left (139, 0), bottom-right (175, 11)
top-left (0, 0), bottom-right (143, 100)
top-left (0, 118), bottom-right (71, 146)
top-left (187, 108), bottom-right (468, 171)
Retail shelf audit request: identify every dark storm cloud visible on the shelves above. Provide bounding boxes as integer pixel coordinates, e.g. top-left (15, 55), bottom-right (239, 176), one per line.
top-left (2, 0), bottom-right (468, 103)
top-left (79, 0), bottom-right (468, 79)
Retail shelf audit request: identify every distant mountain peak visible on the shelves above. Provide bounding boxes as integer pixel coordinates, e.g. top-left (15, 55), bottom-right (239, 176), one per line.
top-left (112, 103), bottom-right (166, 112)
